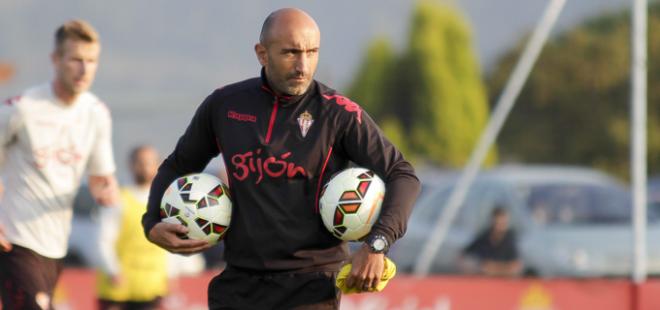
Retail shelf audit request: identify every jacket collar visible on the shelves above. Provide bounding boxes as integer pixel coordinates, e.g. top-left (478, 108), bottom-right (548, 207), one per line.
top-left (259, 67), bottom-right (315, 107)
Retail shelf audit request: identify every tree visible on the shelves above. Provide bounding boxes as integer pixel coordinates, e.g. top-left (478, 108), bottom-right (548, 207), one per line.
top-left (487, 3), bottom-right (660, 178)
top-left (346, 1), bottom-right (496, 167)
top-left (347, 38), bottom-right (396, 121)
top-left (347, 38), bottom-right (414, 155)
top-left (402, 1), bottom-right (494, 167)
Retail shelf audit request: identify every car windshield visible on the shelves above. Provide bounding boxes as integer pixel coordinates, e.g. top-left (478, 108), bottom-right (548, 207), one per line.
top-left (522, 183), bottom-right (632, 225)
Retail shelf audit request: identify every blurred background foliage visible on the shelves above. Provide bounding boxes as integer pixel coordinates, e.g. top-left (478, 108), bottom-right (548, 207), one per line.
top-left (488, 2), bottom-right (660, 180)
top-left (348, 0), bottom-right (496, 168)
top-left (348, 0), bottom-right (659, 180)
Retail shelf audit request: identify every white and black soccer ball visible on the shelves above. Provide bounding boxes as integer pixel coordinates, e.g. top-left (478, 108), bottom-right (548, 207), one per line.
top-left (319, 167), bottom-right (385, 241)
top-left (160, 173), bottom-right (232, 245)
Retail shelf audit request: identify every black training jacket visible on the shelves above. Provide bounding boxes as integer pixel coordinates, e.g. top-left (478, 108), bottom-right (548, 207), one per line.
top-left (143, 69), bottom-right (421, 272)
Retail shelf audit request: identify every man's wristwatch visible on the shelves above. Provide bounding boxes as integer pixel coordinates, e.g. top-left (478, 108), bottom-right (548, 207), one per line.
top-left (366, 234), bottom-right (389, 254)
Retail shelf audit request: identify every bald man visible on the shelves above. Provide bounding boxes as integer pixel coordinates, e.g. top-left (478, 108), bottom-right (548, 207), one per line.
top-left (142, 8), bottom-right (420, 309)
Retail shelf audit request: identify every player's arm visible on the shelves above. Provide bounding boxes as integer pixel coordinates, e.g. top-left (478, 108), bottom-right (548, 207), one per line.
top-left (88, 174), bottom-right (119, 206)
top-left (142, 92), bottom-right (221, 254)
top-left (457, 233), bottom-right (485, 273)
top-left (87, 102), bottom-right (119, 207)
top-left (341, 112), bottom-right (421, 248)
top-left (97, 204), bottom-right (123, 285)
top-left (480, 260), bottom-right (523, 276)
top-left (0, 225), bottom-right (11, 252)
top-left (0, 96), bottom-right (21, 168)
top-left (336, 99), bottom-right (421, 291)
top-left (0, 96), bottom-right (23, 252)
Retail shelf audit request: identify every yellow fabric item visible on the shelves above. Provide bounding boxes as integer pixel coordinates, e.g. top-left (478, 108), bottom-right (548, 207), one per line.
top-left (336, 257), bottom-right (397, 294)
top-left (97, 188), bottom-right (168, 301)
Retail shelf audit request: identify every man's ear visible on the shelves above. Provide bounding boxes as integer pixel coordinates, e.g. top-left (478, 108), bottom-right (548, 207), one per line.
top-left (254, 43), bottom-right (268, 67)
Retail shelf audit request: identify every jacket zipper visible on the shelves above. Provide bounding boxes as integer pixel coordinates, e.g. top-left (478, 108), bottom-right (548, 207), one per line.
top-left (315, 147), bottom-right (333, 213)
top-left (265, 98), bottom-right (279, 144)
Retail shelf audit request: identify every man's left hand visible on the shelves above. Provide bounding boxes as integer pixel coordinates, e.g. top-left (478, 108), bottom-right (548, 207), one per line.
top-left (345, 243), bottom-right (384, 292)
top-left (89, 175), bottom-right (120, 206)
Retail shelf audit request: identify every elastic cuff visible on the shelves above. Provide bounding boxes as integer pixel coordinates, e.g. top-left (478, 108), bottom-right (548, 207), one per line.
top-left (367, 227), bottom-right (395, 248)
top-left (143, 219), bottom-right (158, 240)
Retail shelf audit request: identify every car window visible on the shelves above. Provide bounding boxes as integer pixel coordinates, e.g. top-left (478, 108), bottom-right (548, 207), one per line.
top-left (522, 183), bottom-right (633, 225)
top-left (647, 178), bottom-right (660, 222)
top-left (650, 201), bottom-right (660, 221)
top-left (412, 182), bottom-right (511, 232)
top-left (412, 185), bottom-right (452, 224)
top-left (453, 183), bottom-right (510, 231)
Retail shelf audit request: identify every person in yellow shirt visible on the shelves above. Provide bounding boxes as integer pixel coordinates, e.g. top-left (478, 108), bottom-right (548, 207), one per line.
top-left (96, 145), bottom-right (167, 310)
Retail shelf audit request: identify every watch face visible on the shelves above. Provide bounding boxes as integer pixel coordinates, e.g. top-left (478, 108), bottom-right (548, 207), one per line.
top-left (372, 238), bottom-right (386, 251)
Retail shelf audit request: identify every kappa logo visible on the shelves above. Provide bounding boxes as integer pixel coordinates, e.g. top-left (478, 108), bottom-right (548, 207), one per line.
top-left (322, 94), bottom-right (362, 124)
top-left (297, 110), bottom-right (314, 138)
top-left (228, 110), bottom-right (257, 123)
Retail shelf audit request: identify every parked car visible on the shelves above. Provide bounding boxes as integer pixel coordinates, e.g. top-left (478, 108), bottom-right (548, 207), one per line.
top-left (390, 165), bottom-right (660, 277)
top-left (649, 176), bottom-right (660, 219)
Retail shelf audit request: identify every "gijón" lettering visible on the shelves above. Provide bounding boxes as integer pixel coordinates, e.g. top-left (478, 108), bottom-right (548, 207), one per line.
top-left (231, 149), bottom-right (306, 184)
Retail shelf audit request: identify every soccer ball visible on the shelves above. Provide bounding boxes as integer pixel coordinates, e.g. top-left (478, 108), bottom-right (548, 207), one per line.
top-left (160, 173), bottom-right (232, 245)
top-left (319, 168), bottom-right (385, 241)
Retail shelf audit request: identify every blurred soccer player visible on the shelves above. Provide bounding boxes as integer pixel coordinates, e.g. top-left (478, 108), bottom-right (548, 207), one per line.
top-left (96, 145), bottom-right (168, 310)
top-left (0, 20), bottom-right (118, 310)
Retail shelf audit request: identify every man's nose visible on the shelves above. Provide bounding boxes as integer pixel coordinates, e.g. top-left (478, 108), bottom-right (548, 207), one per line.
top-left (295, 54), bottom-right (308, 74)
top-left (80, 61), bottom-right (88, 75)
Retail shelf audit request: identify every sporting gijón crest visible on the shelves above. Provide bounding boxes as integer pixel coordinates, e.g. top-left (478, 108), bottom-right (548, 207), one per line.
top-left (297, 110), bottom-right (314, 138)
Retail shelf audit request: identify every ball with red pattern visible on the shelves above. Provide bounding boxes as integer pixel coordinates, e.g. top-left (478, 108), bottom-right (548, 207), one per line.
top-left (160, 173), bottom-right (232, 245)
top-left (319, 167), bottom-right (385, 241)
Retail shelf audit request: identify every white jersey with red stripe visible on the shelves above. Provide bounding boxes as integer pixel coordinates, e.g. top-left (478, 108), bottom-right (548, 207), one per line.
top-left (0, 83), bottom-right (116, 258)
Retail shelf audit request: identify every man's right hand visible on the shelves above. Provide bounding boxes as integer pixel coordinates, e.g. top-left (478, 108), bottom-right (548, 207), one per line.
top-left (0, 224), bottom-right (12, 252)
top-left (148, 222), bottom-right (211, 255)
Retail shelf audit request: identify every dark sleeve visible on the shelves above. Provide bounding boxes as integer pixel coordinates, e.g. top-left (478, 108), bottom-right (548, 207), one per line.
top-left (339, 109), bottom-right (421, 247)
top-left (503, 230), bottom-right (519, 260)
top-left (142, 93), bottom-right (220, 237)
top-left (463, 231), bottom-right (487, 257)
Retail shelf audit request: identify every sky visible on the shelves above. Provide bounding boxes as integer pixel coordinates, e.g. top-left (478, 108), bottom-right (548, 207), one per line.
top-left (0, 0), bottom-right (631, 180)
